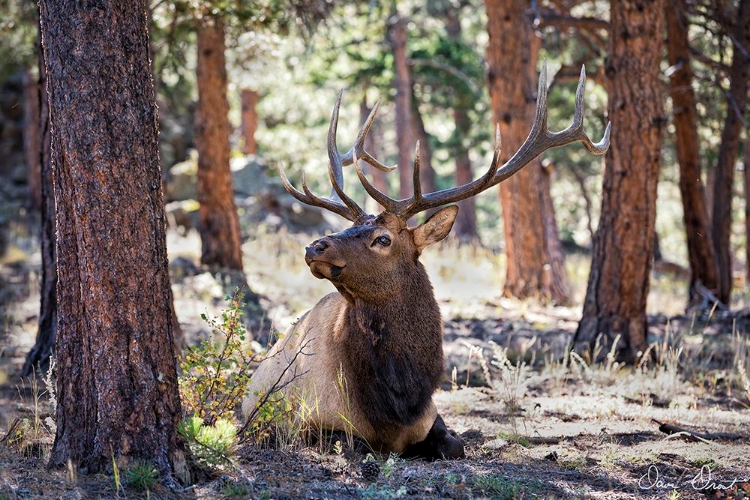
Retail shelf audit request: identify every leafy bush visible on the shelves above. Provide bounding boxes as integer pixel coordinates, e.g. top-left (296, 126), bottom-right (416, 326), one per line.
top-left (178, 415), bottom-right (238, 469)
top-left (179, 289), bottom-right (257, 425)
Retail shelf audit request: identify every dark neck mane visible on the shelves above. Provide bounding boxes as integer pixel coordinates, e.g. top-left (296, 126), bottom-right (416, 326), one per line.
top-left (340, 263), bottom-right (444, 435)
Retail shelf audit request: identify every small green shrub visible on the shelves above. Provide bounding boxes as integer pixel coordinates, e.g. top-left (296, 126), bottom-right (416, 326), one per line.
top-left (124, 461), bottom-right (159, 492)
top-left (179, 289), bottom-right (256, 425)
top-left (178, 414), bottom-right (238, 469)
top-left (470, 474), bottom-right (523, 499)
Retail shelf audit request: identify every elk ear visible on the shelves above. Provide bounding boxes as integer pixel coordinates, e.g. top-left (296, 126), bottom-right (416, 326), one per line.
top-left (413, 205), bottom-right (458, 253)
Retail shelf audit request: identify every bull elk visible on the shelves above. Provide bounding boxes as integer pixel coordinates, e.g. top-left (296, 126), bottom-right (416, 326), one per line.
top-left (242, 64), bottom-right (610, 459)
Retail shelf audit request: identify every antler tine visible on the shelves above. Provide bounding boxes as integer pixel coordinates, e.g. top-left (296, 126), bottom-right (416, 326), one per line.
top-left (278, 163), bottom-right (360, 221)
top-left (326, 90), bottom-right (367, 220)
top-left (341, 100), bottom-right (397, 173)
top-left (411, 141), bottom-right (423, 202)
top-left (352, 153), bottom-right (402, 211)
top-left (394, 62), bottom-right (610, 220)
top-left (494, 62), bottom-right (610, 182)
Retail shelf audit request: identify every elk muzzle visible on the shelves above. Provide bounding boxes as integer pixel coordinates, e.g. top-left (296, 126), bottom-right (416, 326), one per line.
top-left (305, 237), bottom-right (345, 280)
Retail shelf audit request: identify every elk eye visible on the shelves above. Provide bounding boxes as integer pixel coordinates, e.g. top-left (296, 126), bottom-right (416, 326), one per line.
top-left (373, 235), bottom-right (391, 247)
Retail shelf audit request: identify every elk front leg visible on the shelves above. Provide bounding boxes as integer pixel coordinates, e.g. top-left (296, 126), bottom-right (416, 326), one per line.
top-left (401, 414), bottom-right (465, 460)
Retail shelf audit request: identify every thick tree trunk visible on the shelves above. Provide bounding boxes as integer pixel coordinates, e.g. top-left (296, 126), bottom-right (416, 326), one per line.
top-left (240, 88), bottom-right (259, 155)
top-left (23, 64), bottom-right (42, 211)
top-left (575, 0), bottom-right (665, 363)
top-left (41, 0), bottom-right (188, 480)
top-left (484, 0), bottom-right (569, 304)
top-left (22, 36), bottom-right (54, 378)
top-left (195, 15), bottom-right (244, 271)
top-left (389, 15), bottom-right (415, 200)
top-left (665, 0), bottom-right (719, 307)
top-left (711, 0), bottom-right (750, 306)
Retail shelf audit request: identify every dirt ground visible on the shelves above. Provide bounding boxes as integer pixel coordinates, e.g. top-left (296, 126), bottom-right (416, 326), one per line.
top-left (1, 221), bottom-right (749, 499)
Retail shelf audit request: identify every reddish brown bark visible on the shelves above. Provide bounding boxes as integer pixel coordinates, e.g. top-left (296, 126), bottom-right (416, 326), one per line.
top-left (195, 14), bottom-right (244, 270)
top-left (575, 0), bottom-right (666, 363)
top-left (711, 0), bottom-right (750, 305)
top-left (389, 15), bottom-right (415, 200)
top-left (41, 0), bottom-right (188, 479)
top-left (240, 88), bottom-right (259, 155)
top-left (665, 0), bottom-right (720, 307)
top-left (484, 0), bottom-right (569, 304)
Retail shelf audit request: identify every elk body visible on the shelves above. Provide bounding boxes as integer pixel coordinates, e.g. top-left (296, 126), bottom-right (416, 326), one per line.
top-left (242, 64), bottom-right (610, 459)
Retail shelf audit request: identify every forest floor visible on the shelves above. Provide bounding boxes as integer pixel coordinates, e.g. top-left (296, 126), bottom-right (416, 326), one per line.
top-left (1, 219), bottom-right (750, 499)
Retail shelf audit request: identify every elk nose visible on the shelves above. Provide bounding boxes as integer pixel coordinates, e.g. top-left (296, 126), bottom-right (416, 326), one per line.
top-left (305, 239), bottom-right (328, 261)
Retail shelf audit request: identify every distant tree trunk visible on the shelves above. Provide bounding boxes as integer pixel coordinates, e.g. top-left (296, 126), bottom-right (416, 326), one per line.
top-left (389, 15), bottom-right (415, 200)
top-left (359, 96), bottom-right (389, 212)
top-left (453, 106), bottom-right (478, 242)
top-left (484, 0), bottom-right (569, 304)
top-left (575, 0), bottom-right (666, 363)
top-left (539, 162), bottom-right (569, 296)
top-left (22, 35), bottom-right (54, 378)
top-left (41, 0), bottom-right (188, 479)
top-left (195, 14), bottom-right (244, 271)
top-left (711, 0), bottom-right (750, 306)
top-left (445, 12), bottom-right (478, 242)
top-left (23, 65), bottom-right (42, 211)
top-left (410, 91), bottom-right (438, 196)
top-left (665, 0), bottom-right (719, 307)
top-left (240, 88), bottom-right (259, 155)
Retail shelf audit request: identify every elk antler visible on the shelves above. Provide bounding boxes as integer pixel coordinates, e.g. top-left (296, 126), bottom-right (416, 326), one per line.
top-left (280, 62), bottom-right (610, 223)
top-left (352, 62), bottom-right (611, 220)
top-left (279, 91), bottom-right (369, 222)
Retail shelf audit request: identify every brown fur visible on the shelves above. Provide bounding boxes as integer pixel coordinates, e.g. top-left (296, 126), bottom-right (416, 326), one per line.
top-left (242, 208), bottom-right (464, 457)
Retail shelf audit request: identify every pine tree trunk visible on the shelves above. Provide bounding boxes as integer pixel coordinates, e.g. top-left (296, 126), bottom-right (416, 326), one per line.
top-left (453, 107), bottom-right (478, 242)
top-left (41, 0), bottom-right (188, 480)
top-left (665, 0), bottom-right (719, 307)
top-left (195, 14), bottom-right (244, 271)
top-left (445, 12), bottom-right (478, 242)
top-left (359, 96), bottom-right (389, 212)
top-left (389, 15), bottom-right (415, 200)
top-left (411, 90), bottom-right (438, 197)
top-left (240, 88), bottom-right (259, 155)
top-left (22, 34), bottom-right (54, 378)
top-left (575, 0), bottom-right (666, 364)
top-left (711, 0), bottom-right (750, 305)
top-left (484, 0), bottom-right (569, 304)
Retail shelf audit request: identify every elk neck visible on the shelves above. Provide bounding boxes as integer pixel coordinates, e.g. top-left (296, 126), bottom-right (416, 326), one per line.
top-left (339, 260), bottom-right (445, 430)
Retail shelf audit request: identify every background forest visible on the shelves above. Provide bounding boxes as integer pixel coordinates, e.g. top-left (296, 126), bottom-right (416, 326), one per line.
top-left (0, 0), bottom-right (749, 498)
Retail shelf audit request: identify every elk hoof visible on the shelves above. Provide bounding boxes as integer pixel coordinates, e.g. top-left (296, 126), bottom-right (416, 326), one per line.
top-left (402, 415), bottom-right (465, 460)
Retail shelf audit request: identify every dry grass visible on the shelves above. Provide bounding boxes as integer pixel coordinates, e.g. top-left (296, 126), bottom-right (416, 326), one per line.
top-left (2, 226), bottom-right (749, 499)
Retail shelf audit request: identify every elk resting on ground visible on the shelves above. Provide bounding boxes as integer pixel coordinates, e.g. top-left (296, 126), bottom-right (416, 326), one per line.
top-left (242, 63), bottom-right (610, 459)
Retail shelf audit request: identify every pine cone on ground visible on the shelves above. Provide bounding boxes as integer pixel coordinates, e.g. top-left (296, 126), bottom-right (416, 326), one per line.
top-left (359, 460), bottom-right (380, 482)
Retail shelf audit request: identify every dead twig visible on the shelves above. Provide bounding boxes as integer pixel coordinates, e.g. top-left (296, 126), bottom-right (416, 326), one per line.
top-left (0, 418), bottom-right (21, 445)
top-left (652, 419), bottom-right (746, 442)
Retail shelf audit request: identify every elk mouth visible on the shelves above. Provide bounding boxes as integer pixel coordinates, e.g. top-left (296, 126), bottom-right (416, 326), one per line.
top-left (307, 260), bottom-right (345, 280)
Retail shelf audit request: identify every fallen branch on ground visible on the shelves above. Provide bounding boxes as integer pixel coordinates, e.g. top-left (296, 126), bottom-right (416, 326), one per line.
top-left (652, 419), bottom-right (745, 442)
